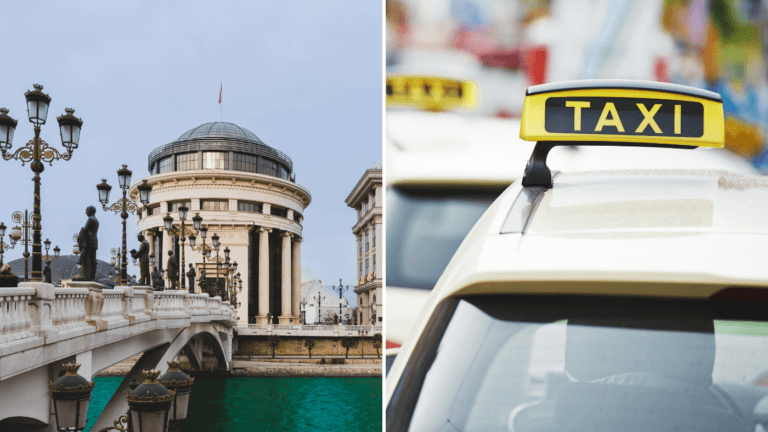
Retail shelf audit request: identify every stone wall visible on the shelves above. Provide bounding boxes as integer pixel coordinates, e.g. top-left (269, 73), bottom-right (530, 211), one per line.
top-left (236, 336), bottom-right (381, 357)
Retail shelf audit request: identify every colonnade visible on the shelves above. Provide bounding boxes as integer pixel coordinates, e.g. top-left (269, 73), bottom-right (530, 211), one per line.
top-left (257, 227), bottom-right (301, 324)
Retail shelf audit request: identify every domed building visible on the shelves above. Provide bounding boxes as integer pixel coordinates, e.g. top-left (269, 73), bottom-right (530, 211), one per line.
top-left (129, 122), bottom-right (311, 324)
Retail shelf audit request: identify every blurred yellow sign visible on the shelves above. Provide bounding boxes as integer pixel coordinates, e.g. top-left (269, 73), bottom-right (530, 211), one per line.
top-left (520, 82), bottom-right (724, 148)
top-left (386, 76), bottom-right (477, 112)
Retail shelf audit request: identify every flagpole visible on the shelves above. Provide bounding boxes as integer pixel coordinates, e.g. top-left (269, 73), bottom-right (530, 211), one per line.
top-left (220, 82), bottom-right (223, 121)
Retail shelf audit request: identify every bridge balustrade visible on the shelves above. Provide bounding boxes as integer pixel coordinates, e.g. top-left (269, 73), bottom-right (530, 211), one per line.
top-left (53, 288), bottom-right (89, 330)
top-left (0, 287), bottom-right (35, 344)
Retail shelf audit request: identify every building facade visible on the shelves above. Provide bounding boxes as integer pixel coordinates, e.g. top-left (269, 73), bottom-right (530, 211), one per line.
top-left (128, 122), bottom-right (311, 324)
top-left (345, 166), bottom-right (382, 325)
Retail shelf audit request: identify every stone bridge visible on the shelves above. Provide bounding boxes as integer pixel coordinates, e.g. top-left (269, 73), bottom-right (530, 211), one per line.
top-left (0, 281), bottom-right (237, 432)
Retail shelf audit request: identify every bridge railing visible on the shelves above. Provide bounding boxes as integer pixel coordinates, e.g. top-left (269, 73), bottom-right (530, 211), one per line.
top-left (53, 287), bottom-right (90, 330)
top-left (0, 287), bottom-right (36, 344)
top-left (236, 323), bottom-right (380, 336)
top-left (1, 283), bottom-right (237, 357)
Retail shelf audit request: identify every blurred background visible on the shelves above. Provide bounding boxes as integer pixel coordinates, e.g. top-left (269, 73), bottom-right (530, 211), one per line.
top-left (386, 0), bottom-right (768, 171)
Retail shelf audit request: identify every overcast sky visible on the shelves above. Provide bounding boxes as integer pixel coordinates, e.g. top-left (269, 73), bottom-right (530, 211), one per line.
top-left (0, 1), bottom-right (381, 302)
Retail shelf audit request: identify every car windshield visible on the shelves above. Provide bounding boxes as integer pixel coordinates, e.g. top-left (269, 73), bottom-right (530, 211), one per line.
top-left (386, 187), bottom-right (500, 289)
top-left (389, 295), bottom-right (768, 432)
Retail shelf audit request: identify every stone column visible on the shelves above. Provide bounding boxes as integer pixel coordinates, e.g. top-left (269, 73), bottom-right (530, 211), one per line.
top-left (361, 291), bottom-right (370, 325)
top-left (256, 227), bottom-right (271, 324)
top-left (279, 232), bottom-right (292, 324)
top-left (291, 236), bottom-right (301, 322)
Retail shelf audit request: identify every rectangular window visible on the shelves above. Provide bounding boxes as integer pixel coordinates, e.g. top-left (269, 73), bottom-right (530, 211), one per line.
top-left (157, 157), bottom-right (173, 174)
top-left (372, 224), bottom-right (376, 247)
top-left (201, 200), bottom-right (229, 211)
top-left (293, 212), bottom-right (301, 223)
top-left (365, 229), bottom-right (369, 252)
top-left (365, 258), bottom-right (369, 275)
top-left (146, 206), bottom-right (160, 216)
top-left (237, 201), bottom-right (262, 213)
top-left (169, 201), bottom-right (191, 212)
top-left (359, 236), bottom-right (362, 256)
top-left (365, 201), bottom-right (369, 213)
top-left (175, 152), bottom-right (198, 171)
top-left (259, 158), bottom-right (277, 176)
top-left (270, 206), bottom-right (287, 217)
top-left (373, 254), bottom-right (376, 271)
top-left (203, 152), bottom-right (228, 170)
top-left (279, 165), bottom-right (289, 180)
top-left (358, 208), bottom-right (362, 220)
top-left (233, 153), bottom-right (258, 173)
top-left (372, 193), bottom-right (376, 207)
top-left (359, 262), bottom-right (362, 276)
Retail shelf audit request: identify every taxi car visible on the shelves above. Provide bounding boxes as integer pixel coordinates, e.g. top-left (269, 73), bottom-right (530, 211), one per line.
top-left (386, 80), bottom-right (768, 432)
top-left (385, 76), bottom-right (760, 354)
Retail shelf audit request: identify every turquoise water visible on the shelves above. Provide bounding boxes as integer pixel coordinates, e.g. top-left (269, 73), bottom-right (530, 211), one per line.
top-left (85, 376), bottom-right (382, 432)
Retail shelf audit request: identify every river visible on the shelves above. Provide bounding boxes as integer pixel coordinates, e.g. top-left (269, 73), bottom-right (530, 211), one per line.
top-left (84, 376), bottom-right (382, 432)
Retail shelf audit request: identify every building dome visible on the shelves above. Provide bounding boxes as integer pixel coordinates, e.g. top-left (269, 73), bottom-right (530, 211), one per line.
top-left (176, 122), bottom-right (263, 143)
top-left (147, 121), bottom-right (293, 179)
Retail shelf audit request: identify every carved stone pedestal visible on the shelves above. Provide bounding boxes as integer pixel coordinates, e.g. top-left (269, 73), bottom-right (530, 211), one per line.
top-left (62, 280), bottom-right (106, 330)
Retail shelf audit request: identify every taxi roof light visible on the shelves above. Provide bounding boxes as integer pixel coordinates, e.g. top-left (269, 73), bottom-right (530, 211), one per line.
top-left (519, 80), bottom-right (725, 187)
top-left (386, 75), bottom-right (477, 112)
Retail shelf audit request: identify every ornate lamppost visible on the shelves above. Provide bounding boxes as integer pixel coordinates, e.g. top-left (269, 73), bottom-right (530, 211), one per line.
top-left (50, 366), bottom-right (181, 432)
top-left (0, 86), bottom-right (84, 282)
top-left (314, 290), bottom-right (325, 325)
top-left (358, 327), bottom-right (369, 359)
top-left (188, 222), bottom-right (211, 269)
top-left (43, 238), bottom-right (61, 262)
top-left (109, 248), bottom-right (123, 284)
top-left (0, 222), bottom-right (18, 266)
top-left (300, 298), bottom-right (308, 324)
top-left (333, 278), bottom-right (349, 324)
top-left (97, 167), bottom-right (152, 285)
top-left (7, 210), bottom-right (32, 280)
top-left (163, 208), bottom-right (203, 291)
top-left (69, 233), bottom-right (81, 280)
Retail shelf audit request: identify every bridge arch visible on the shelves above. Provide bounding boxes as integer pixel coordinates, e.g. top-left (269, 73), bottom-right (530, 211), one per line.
top-left (91, 322), bottom-right (230, 431)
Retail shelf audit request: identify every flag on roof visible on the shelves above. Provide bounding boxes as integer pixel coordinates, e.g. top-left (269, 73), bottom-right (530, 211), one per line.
top-left (219, 84), bottom-right (222, 104)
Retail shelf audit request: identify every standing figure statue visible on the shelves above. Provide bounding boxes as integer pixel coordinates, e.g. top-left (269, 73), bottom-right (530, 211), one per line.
top-left (130, 234), bottom-right (150, 285)
top-left (43, 260), bottom-right (52, 284)
top-left (151, 266), bottom-right (164, 291)
top-left (186, 264), bottom-right (196, 293)
top-left (166, 250), bottom-right (179, 289)
top-left (198, 269), bottom-right (206, 294)
top-left (73, 206), bottom-right (99, 282)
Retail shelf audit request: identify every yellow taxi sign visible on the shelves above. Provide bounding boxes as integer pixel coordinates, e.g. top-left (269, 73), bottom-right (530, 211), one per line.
top-left (386, 75), bottom-right (477, 112)
top-left (520, 80), bottom-right (724, 148)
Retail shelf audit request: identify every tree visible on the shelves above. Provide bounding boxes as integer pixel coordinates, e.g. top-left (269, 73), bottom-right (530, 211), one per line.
top-left (340, 337), bottom-right (358, 359)
top-left (267, 335), bottom-right (282, 359)
top-left (304, 339), bottom-right (316, 359)
top-left (372, 333), bottom-right (382, 359)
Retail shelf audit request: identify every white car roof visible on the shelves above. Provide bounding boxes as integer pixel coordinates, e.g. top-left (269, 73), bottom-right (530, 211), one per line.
top-left (386, 111), bottom-right (760, 187)
top-left (436, 170), bottom-right (768, 301)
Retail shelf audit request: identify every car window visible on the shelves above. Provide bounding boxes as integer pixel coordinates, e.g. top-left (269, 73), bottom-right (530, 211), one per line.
top-left (391, 295), bottom-right (768, 432)
top-left (386, 187), bottom-right (500, 289)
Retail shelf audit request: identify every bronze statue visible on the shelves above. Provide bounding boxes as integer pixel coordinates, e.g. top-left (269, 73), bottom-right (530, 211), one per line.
top-left (186, 264), bottom-right (196, 293)
top-left (166, 250), bottom-right (179, 289)
top-left (43, 260), bottom-right (52, 284)
top-left (73, 206), bottom-right (99, 282)
top-left (130, 234), bottom-right (150, 285)
top-left (0, 263), bottom-right (19, 288)
top-left (151, 266), bottom-right (164, 291)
